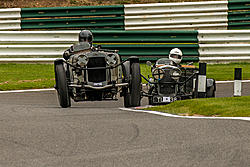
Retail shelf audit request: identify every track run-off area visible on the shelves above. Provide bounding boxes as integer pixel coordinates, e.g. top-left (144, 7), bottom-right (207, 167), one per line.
top-left (0, 82), bottom-right (250, 166)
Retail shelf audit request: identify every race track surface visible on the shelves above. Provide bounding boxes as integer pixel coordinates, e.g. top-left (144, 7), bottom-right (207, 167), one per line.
top-left (0, 83), bottom-right (250, 167)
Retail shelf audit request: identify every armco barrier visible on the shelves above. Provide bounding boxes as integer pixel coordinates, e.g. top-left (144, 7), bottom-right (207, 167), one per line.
top-left (0, 8), bottom-right (21, 30)
top-left (1, 30), bottom-right (250, 63)
top-left (199, 44), bottom-right (250, 56)
top-left (198, 30), bottom-right (250, 43)
top-left (0, 30), bottom-right (199, 61)
top-left (0, 44), bottom-right (71, 56)
top-left (0, 31), bottom-right (79, 44)
top-left (1, 0), bottom-right (250, 30)
top-left (21, 17), bottom-right (124, 30)
top-left (20, 5), bottom-right (125, 30)
top-left (0, 8), bottom-right (20, 19)
top-left (198, 30), bottom-right (250, 62)
top-left (93, 30), bottom-right (199, 61)
top-left (124, 1), bottom-right (229, 30)
top-left (0, 6), bottom-right (125, 30)
top-left (228, 0), bottom-right (250, 29)
top-left (21, 5), bottom-right (124, 18)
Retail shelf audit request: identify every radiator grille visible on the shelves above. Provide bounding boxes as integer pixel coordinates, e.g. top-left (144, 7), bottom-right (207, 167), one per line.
top-left (87, 57), bottom-right (106, 82)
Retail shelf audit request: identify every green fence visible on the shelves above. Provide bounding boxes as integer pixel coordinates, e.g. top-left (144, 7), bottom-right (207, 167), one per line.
top-left (92, 30), bottom-right (199, 61)
top-left (228, 0), bottom-right (250, 29)
top-left (21, 5), bottom-right (125, 30)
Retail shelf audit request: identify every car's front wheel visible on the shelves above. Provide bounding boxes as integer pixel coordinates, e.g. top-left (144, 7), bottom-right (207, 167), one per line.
top-left (55, 63), bottom-right (71, 108)
top-left (123, 89), bottom-right (131, 107)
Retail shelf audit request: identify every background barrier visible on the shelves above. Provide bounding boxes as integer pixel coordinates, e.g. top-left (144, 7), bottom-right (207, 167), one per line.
top-left (124, 1), bottom-right (229, 30)
top-left (1, 0), bottom-right (250, 30)
top-left (198, 30), bottom-right (250, 62)
top-left (21, 5), bottom-right (124, 30)
top-left (0, 30), bottom-right (250, 63)
top-left (0, 30), bottom-right (199, 62)
top-left (228, 0), bottom-right (250, 29)
top-left (1, 1), bottom-right (250, 63)
top-left (0, 8), bottom-right (21, 30)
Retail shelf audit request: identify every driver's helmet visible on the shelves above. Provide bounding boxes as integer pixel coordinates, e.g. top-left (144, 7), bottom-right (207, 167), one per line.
top-left (169, 48), bottom-right (183, 64)
top-left (79, 30), bottom-right (93, 44)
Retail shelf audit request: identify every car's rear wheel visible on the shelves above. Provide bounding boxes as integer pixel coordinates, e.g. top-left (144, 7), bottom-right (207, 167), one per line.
top-left (206, 85), bottom-right (215, 98)
top-left (55, 64), bottom-right (71, 108)
top-left (206, 79), bottom-right (216, 98)
top-left (130, 63), bottom-right (141, 107)
top-left (148, 87), bottom-right (154, 105)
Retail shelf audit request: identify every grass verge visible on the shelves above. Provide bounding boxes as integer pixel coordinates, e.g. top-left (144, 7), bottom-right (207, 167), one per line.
top-left (140, 62), bottom-right (250, 83)
top-left (0, 64), bottom-right (54, 91)
top-left (0, 62), bottom-right (250, 90)
top-left (144, 96), bottom-right (250, 117)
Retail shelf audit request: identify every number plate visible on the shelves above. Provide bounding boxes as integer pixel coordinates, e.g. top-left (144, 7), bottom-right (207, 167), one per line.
top-left (94, 83), bottom-right (102, 86)
top-left (162, 97), bottom-right (171, 103)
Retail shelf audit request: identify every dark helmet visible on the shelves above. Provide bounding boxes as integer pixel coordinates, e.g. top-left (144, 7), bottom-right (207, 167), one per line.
top-left (79, 30), bottom-right (93, 44)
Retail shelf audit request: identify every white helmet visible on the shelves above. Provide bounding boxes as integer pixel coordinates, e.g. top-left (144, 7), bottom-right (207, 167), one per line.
top-left (169, 48), bottom-right (183, 64)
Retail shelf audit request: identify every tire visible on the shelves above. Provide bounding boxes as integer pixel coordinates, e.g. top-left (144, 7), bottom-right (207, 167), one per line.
top-left (122, 62), bottom-right (132, 107)
top-left (55, 64), bottom-right (71, 108)
top-left (206, 79), bottom-right (216, 98)
top-left (124, 91), bottom-right (131, 107)
top-left (130, 63), bottom-right (141, 107)
top-left (206, 85), bottom-right (215, 98)
top-left (148, 87), bottom-right (154, 105)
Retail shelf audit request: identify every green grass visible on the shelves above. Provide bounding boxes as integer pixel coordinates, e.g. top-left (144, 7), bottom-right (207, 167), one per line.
top-left (206, 63), bottom-right (250, 81)
top-left (141, 62), bottom-right (250, 83)
top-left (1, 62), bottom-right (250, 91)
top-left (144, 96), bottom-right (250, 117)
top-left (0, 64), bottom-right (55, 91)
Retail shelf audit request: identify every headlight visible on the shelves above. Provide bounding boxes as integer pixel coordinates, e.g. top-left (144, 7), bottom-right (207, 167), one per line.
top-left (77, 54), bottom-right (88, 66)
top-left (148, 77), bottom-right (154, 86)
top-left (152, 68), bottom-right (164, 80)
top-left (106, 54), bottom-right (118, 66)
top-left (170, 69), bottom-right (182, 80)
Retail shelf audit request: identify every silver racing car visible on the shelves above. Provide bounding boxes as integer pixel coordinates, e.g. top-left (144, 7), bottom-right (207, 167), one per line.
top-left (54, 30), bottom-right (141, 108)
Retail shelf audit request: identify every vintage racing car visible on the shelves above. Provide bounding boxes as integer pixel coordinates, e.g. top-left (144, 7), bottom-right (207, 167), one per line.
top-left (142, 58), bottom-right (216, 105)
top-left (54, 31), bottom-right (141, 108)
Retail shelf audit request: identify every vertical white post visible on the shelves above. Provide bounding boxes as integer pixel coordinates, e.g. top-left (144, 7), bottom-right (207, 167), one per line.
top-left (234, 68), bottom-right (242, 97)
top-left (198, 63), bottom-right (207, 98)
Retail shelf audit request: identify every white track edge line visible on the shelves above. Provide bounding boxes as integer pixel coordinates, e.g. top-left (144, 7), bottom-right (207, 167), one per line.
top-left (0, 80), bottom-right (250, 94)
top-left (216, 80), bottom-right (250, 83)
top-left (0, 88), bottom-right (55, 93)
top-left (119, 107), bottom-right (250, 121)
top-left (1, 80), bottom-right (250, 94)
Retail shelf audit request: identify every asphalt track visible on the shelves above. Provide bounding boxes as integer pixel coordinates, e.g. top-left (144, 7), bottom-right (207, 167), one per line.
top-left (0, 83), bottom-right (250, 167)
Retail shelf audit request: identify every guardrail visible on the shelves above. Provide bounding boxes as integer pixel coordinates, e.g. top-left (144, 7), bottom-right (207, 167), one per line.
top-left (1, 0), bottom-right (250, 30)
top-left (198, 30), bottom-right (250, 43)
top-left (0, 6), bottom-right (125, 30)
top-left (0, 30), bottom-right (250, 63)
top-left (228, 0), bottom-right (250, 29)
top-left (0, 8), bottom-right (21, 30)
top-left (0, 30), bottom-right (199, 61)
top-left (198, 30), bottom-right (250, 62)
top-left (21, 5), bottom-right (124, 30)
top-left (124, 1), bottom-right (229, 30)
